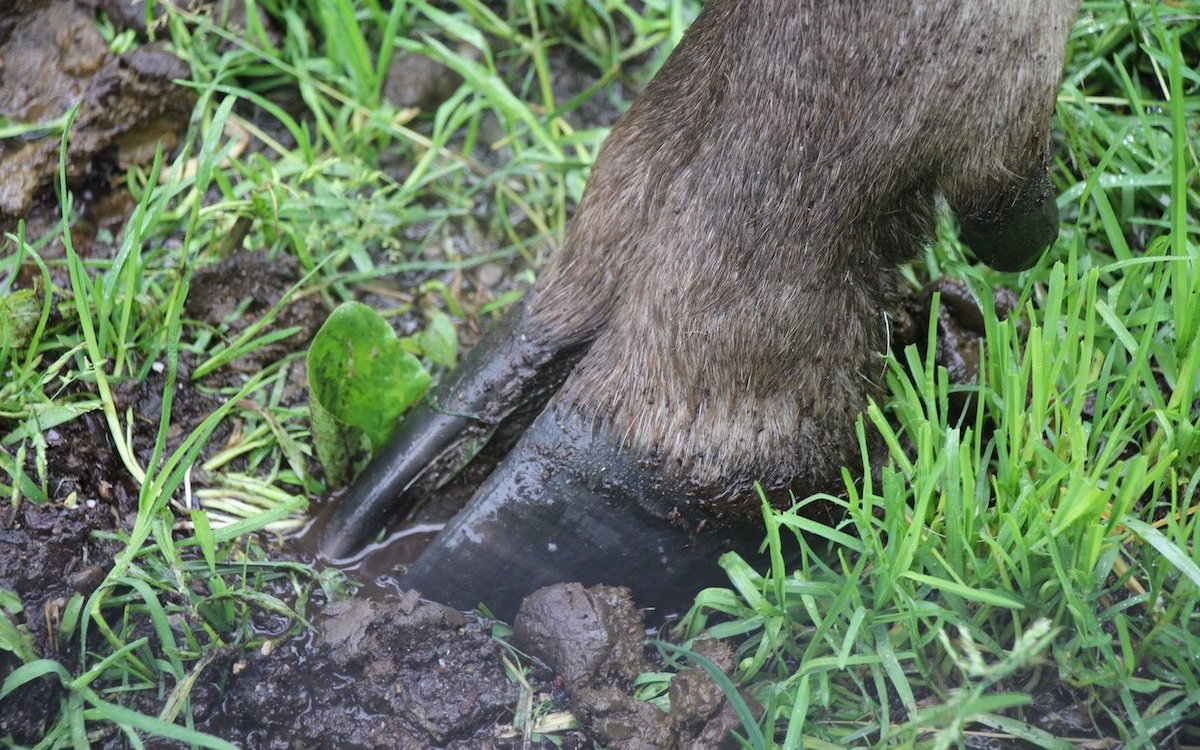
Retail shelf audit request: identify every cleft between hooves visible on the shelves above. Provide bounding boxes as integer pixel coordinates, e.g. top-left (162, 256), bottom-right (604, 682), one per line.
top-left (399, 404), bottom-right (772, 623)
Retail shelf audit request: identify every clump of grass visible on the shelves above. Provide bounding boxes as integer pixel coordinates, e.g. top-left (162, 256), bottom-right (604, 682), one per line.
top-left (676, 3), bottom-right (1200, 747)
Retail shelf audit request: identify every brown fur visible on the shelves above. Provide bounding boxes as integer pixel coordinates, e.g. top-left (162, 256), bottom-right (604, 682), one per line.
top-left (515, 1), bottom-right (1080, 512)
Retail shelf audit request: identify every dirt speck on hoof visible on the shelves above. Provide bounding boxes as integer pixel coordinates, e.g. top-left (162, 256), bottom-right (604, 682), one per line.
top-left (195, 595), bottom-right (518, 749)
top-left (515, 583), bottom-right (743, 750)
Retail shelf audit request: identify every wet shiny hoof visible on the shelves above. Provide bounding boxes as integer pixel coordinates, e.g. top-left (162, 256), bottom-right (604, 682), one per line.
top-left (398, 405), bottom-right (768, 622)
top-left (317, 305), bottom-right (577, 561)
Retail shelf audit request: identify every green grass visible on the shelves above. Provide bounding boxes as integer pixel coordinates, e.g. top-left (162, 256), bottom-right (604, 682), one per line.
top-left (1, 0), bottom-right (1197, 747)
top-left (672, 4), bottom-right (1200, 747)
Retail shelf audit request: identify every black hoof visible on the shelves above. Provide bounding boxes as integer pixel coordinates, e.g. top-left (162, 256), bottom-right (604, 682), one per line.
top-left (318, 306), bottom-right (580, 559)
top-left (399, 404), bottom-right (769, 623)
top-left (959, 171), bottom-right (1060, 272)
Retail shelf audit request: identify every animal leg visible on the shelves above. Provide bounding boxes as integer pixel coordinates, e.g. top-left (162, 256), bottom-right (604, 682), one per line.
top-left (319, 0), bottom-right (1084, 618)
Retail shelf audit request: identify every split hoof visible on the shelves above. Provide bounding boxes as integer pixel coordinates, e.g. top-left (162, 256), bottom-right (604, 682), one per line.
top-left (399, 405), bottom-right (767, 622)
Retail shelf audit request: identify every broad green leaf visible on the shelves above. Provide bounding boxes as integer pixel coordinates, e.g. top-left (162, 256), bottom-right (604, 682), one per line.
top-left (307, 302), bottom-right (431, 486)
top-left (0, 289), bottom-right (39, 349)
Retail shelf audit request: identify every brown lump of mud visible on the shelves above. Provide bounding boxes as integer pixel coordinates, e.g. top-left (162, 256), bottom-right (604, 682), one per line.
top-left (383, 52), bottom-right (467, 112)
top-left (515, 583), bottom-right (742, 750)
top-left (0, 0), bottom-right (195, 219)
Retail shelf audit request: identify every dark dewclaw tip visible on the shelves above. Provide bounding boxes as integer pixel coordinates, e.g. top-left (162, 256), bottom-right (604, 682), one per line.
top-left (318, 400), bottom-right (472, 559)
top-left (958, 171), bottom-right (1061, 272)
top-left (398, 404), bottom-right (771, 624)
top-left (318, 305), bottom-right (569, 559)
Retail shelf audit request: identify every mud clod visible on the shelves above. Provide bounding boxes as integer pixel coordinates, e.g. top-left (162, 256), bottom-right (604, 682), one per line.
top-left (514, 581), bottom-right (644, 685)
top-left (383, 53), bottom-right (466, 112)
top-left (515, 583), bottom-right (742, 750)
top-left (892, 277), bottom-right (1019, 393)
top-left (0, 0), bottom-right (195, 219)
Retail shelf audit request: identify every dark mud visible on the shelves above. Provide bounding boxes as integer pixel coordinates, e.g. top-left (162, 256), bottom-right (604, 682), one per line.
top-left (0, 246), bottom-right (316, 743)
top-left (515, 583), bottom-right (742, 750)
top-left (185, 250), bottom-right (328, 377)
top-left (0, 9), bottom-right (321, 719)
top-left (182, 596), bottom-right (528, 749)
top-left (139, 584), bottom-right (745, 750)
top-left (384, 51), bottom-right (469, 113)
top-left (0, 416), bottom-right (129, 740)
top-left (0, 0), bottom-right (195, 223)
top-left (128, 581), bottom-right (748, 750)
top-left (890, 277), bottom-right (1019, 386)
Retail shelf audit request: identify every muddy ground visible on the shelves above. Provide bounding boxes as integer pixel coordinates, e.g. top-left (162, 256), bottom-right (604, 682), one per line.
top-left (0, 2), bottom-right (1137, 749)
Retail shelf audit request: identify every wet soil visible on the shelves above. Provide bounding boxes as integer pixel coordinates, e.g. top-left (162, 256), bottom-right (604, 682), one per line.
top-left (890, 277), bottom-right (1019, 386)
top-left (0, 245), bottom-right (1067, 750)
top-left (185, 250), bottom-right (328, 377)
top-left (0, 189), bottom-right (1071, 748)
top-left (0, 248), bottom-right (317, 744)
top-left (0, 4), bottom-right (634, 747)
top-left (186, 596), bottom-right (525, 749)
top-left (138, 582), bottom-right (747, 750)
top-left (0, 419), bottom-right (129, 739)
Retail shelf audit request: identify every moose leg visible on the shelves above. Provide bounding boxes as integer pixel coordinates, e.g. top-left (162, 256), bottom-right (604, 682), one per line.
top-left (319, 0), bottom-right (1082, 618)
